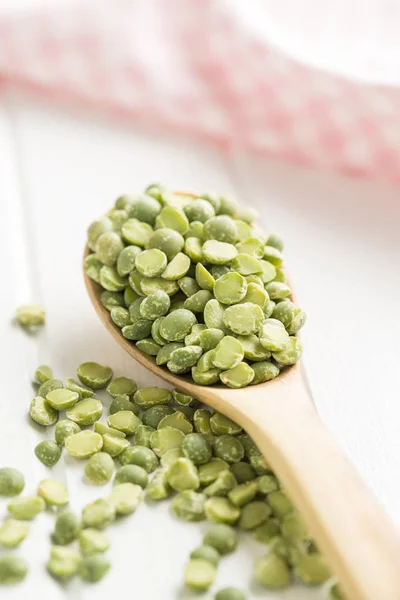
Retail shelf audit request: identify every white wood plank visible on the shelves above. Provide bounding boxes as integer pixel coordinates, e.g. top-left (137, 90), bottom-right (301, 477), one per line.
top-left (0, 92), bottom-right (325, 600)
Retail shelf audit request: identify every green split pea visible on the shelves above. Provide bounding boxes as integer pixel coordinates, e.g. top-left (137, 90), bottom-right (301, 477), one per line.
top-left (85, 184), bottom-right (306, 387)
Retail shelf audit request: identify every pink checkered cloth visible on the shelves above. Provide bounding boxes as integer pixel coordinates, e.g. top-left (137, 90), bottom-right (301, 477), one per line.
top-left (1, 0), bottom-right (400, 181)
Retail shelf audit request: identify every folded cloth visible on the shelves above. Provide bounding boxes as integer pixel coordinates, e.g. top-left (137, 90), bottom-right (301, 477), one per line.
top-left (1, 0), bottom-right (400, 181)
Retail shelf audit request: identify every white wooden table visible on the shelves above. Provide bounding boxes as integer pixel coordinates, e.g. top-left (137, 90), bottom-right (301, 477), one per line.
top-left (0, 89), bottom-right (399, 600)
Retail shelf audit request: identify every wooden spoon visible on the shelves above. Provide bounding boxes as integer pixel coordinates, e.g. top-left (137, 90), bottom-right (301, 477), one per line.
top-left (84, 218), bottom-right (400, 600)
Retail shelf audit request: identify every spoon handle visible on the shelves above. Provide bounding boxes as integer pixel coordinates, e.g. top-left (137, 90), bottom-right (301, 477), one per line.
top-left (241, 380), bottom-right (400, 600)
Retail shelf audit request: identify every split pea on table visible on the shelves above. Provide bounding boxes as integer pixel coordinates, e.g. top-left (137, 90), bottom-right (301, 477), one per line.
top-left (5, 183), bottom-right (400, 600)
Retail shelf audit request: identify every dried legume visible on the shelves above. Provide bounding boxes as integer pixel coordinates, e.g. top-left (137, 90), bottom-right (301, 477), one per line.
top-left (0, 468), bottom-right (25, 497)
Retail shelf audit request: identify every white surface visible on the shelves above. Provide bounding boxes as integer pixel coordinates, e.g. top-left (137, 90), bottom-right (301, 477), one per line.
top-left (0, 90), bottom-right (399, 599)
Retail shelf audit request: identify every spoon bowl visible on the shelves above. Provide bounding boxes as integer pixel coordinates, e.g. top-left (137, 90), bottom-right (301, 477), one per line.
top-left (84, 202), bottom-right (400, 600)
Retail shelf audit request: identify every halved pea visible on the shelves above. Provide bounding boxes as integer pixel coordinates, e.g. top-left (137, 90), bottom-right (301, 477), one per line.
top-left (135, 249), bottom-right (167, 277)
top-left (66, 399), bottom-right (103, 426)
top-left (223, 302), bottom-right (264, 336)
top-left (198, 459), bottom-right (229, 486)
top-left (214, 435), bottom-right (245, 463)
top-left (94, 422), bottom-right (126, 438)
top-left (210, 414), bottom-right (242, 436)
top-left (191, 367), bottom-right (221, 385)
top-left (259, 319), bottom-right (290, 352)
top-left (204, 497), bottom-right (240, 524)
top-left (172, 490), bottom-right (206, 522)
top-left (214, 272), bottom-right (247, 305)
top-left (65, 431), bottom-right (103, 459)
top-left (140, 277), bottom-right (179, 296)
top-left (151, 317), bottom-right (168, 346)
top-left (158, 412), bottom-right (193, 434)
top-left (87, 217), bottom-right (112, 251)
top-left (136, 338), bottom-right (162, 356)
top-left (156, 342), bottom-right (184, 365)
top-left (241, 283), bottom-right (269, 311)
top-left (160, 309), bottom-right (197, 342)
top-left (95, 231), bottom-right (124, 266)
top-left (251, 361), bottom-right (280, 385)
top-left (172, 389), bottom-right (197, 407)
top-left (193, 350), bottom-right (213, 373)
top-left (236, 237), bottom-right (264, 258)
top-left (147, 228), bottom-right (184, 260)
top-left (38, 479), bottom-right (69, 506)
top-left (107, 376), bottom-right (137, 398)
top-left (185, 324), bottom-right (207, 346)
top-left (82, 499), bottom-right (115, 529)
top-left (220, 363), bottom-right (255, 388)
top-left (203, 215), bottom-right (237, 244)
top-left (29, 396), bottom-right (58, 426)
top-left (203, 469), bottom-right (237, 497)
top-left (184, 198), bottom-right (215, 223)
top-left (185, 220), bottom-right (204, 239)
top-left (84, 254), bottom-right (102, 283)
top-left (109, 482), bottom-right (143, 515)
top-left (263, 245), bottom-right (283, 267)
top-left (122, 218), bottom-right (153, 246)
top-left (202, 240), bottom-right (237, 265)
top-left (101, 434), bottom-right (130, 457)
top-left (122, 320), bottom-right (152, 340)
top-left (237, 335), bottom-right (271, 361)
top-left (46, 389), bottom-right (79, 410)
top-left (212, 337), bottom-right (244, 370)
top-left (79, 528), bottom-right (110, 555)
top-left (199, 328), bottom-right (225, 352)
top-left (183, 290), bottom-right (213, 313)
top-left (168, 346), bottom-right (202, 372)
top-left (140, 290), bottom-right (170, 320)
top-left (117, 245), bottom-right (141, 276)
top-left (231, 254), bottom-right (262, 276)
top-left (162, 252), bottom-right (190, 280)
top-left (156, 206), bottom-right (189, 234)
top-left (108, 411), bottom-right (141, 435)
top-left (160, 447), bottom-right (184, 468)
top-left (0, 520), bottom-right (29, 547)
top-left (134, 386), bottom-right (172, 408)
top-left (178, 276), bottom-right (200, 297)
top-left (167, 458), bottom-right (200, 491)
top-left (204, 299), bottom-right (227, 332)
top-left (184, 558), bottom-right (216, 591)
top-left (77, 362), bottom-right (113, 389)
top-left (184, 237), bottom-right (202, 262)
top-left (146, 468), bottom-right (172, 500)
top-left (99, 266), bottom-right (128, 292)
top-left (234, 220), bottom-right (252, 241)
top-left (129, 270), bottom-right (145, 296)
top-left (55, 420), bottom-right (81, 445)
top-left (7, 496), bottom-right (45, 520)
top-left (259, 259), bottom-right (276, 284)
top-left (128, 193), bottom-right (161, 224)
top-left (124, 286), bottom-right (140, 308)
top-left (195, 263), bottom-right (215, 291)
top-left (34, 365), bottom-right (53, 386)
top-left (35, 441), bottom-right (62, 467)
top-left (109, 395), bottom-right (139, 415)
top-left (66, 378), bottom-right (94, 399)
top-left (101, 290), bottom-right (125, 310)
top-left (150, 427), bottom-right (185, 456)
top-left (272, 337), bottom-right (303, 366)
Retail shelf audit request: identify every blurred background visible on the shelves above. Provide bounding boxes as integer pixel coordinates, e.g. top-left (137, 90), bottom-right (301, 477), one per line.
top-left (0, 2), bottom-right (400, 599)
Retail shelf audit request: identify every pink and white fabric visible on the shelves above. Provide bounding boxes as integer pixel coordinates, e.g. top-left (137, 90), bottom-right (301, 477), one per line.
top-left (1, 0), bottom-right (400, 181)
